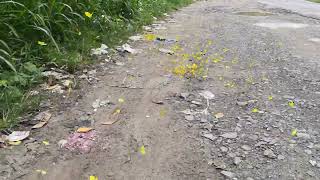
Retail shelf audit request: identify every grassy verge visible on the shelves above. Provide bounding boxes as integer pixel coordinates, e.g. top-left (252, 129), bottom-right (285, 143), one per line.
top-left (309, 0), bottom-right (320, 3)
top-left (0, 0), bottom-right (193, 129)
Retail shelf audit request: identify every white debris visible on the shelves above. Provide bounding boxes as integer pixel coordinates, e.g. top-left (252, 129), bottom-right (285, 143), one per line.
top-left (199, 90), bottom-right (215, 100)
top-left (91, 44), bottom-right (109, 56)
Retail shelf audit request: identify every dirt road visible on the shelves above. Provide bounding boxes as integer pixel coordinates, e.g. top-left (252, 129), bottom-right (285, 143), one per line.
top-left (1, 0), bottom-right (320, 179)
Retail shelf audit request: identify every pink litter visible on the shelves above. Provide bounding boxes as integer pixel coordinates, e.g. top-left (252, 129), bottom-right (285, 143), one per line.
top-left (63, 131), bottom-right (96, 153)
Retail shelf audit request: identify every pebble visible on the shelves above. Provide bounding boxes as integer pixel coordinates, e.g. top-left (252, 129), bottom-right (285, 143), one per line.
top-left (180, 93), bottom-right (189, 99)
top-left (264, 149), bottom-right (276, 158)
top-left (309, 160), bottom-right (317, 166)
top-left (213, 160), bottom-right (227, 169)
top-left (221, 132), bottom-right (238, 139)
top-left (241, 145), bottom-right (252, 151)
top-left (234, 157), bottom-right (242, 165)
top-left (202, 133), bottom-right (217, 141)
top-left (277, 155), bottom-right (285, 160)
top-left (220, 146), bottom-right (229, 152)
top-left (307, 170), bottom-right (315, 177)
top-left (221, 170), bottom-right (235, 178)
top-left (185, 115), bottom-right (195, 121)
top-left (297, 133), bottom-right (311, 140)
top-left (305, 149), bottom-right (312, 155)
top-left (191, 101), bottom-right (202, 105)
top-left (58, 139), bottom-right (68, 148)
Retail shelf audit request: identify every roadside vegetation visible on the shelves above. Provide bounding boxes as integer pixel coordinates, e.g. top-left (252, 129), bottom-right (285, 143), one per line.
top-left (309, 0), bottom-right (320, 3)
top-left (0, 0), bottom-right (193, 129)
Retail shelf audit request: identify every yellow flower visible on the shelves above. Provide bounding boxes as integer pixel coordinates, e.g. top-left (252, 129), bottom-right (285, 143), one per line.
top-left (85, 12), bottom-right (93, 18)
top-left (38, 41), bottom-right (47, 46)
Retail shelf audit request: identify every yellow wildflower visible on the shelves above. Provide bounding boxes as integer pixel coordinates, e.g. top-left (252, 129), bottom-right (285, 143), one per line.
top-left (37, 41), bottom-right (47, 46)
top-left (85, 12), bottom-right (93, 18)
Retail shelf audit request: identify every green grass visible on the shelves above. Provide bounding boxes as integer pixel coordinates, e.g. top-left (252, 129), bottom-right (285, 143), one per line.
top-left (0, 0), bottom-right (193, 129)
top-left (309, 0), bottom-right (320, 3)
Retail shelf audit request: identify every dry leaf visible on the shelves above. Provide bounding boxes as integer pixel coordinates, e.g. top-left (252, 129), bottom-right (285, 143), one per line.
top-left (76, 127), bottom-right (93, 133)
top-left (214, 112), bottom-right (224, 119)
top-left (102, 107), bottom-right (122, 125)
top-left (7, 131), bottom-right (30, 142)
top-left (32, 112), bottom-right (51, 129)
top-left (102, 119), bottom-right (119, 125)
top-left (32, 121), bottom-right (48, 129)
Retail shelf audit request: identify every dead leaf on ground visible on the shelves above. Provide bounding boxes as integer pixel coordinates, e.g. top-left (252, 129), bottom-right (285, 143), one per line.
top-left (102, 107), bottom-right (122, 125)
top-left (32, 112), bottom-right (52, 129)
top-left (7, 131), bottom-right (30, 142)
top-left (76, 127), bottom-right (94, 133)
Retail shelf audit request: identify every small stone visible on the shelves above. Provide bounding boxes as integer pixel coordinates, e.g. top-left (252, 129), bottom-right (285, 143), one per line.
top-left (264, 149), bottom-right (276, 158)
top-left (180, 93), bottom-right (189, 99)
top-left (307, 170), bottom-right (315, 177)
top-left (220, 146), bottom-right (228, 152)
top-left (221, 132), bottom-right (238, 139)
top-left (277, 155), bottom-right (285, 160)
top-left (309, 160), bottom-right (317, 166)
top-left (228, 152), bottom-right (236, 158)
top-left (236, 101), bottom-right (248, 106)
top-left (191, 101), bottom-right (202, 105)
top-left (305, 149), bottom-right (312, 155)
top-left (297, 133), bottom-right (311, 140)
top-left (221, 171), bottom-right (235, 178)
top-left (199, 90), bottom-right (215, 100)
top-left (185, 115), bottom-right (195, 121)
top-left (58, 139), bottom-right (67, 148)
top-left (202, 133), bottom-right (217, 141)
top-left (314, 144), bottom-right (320, 150)
top-left (213, 160), bottom-right (227, 169)
top-left (234, 157), bottom-right (242, 165)
top-left (241, 145), bottom-right (252, 151)
top-left (246, 178), bottom-right (254, 180)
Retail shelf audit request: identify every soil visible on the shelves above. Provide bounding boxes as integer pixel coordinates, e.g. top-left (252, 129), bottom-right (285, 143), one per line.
top-left (1, 0), bottom-right (320, 179)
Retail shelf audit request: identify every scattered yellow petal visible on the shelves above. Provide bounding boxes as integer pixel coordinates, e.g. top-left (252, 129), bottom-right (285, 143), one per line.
top-left (288, 100), bottom-right (295, 108)
top-left (144, 34), bottom-right (157, 41)
top-left (118, 98), bottom-right (125, 103)
top-left (37, 41), bottom-right (47, 46)
top-left (252, 108), bottom-right (259, 113)
top-left (36, 169), bottom-right (47, 175)
top-left (89, 175), bottom-right (98, 180)
top-left (76, 127), bottom-right (93, 133)
top-left (8, 141), bottom-right (21, 146)
top-left (113, 108), bottom-right (121, 115)
top-left (159, 108), bottom-right (167, 117)
top-left (140, 145), bottom-right (146, 155)
top-left (214, 112), bottom-right (224, 119)
top-left (85, 12), bottom-right (93, 18)
top-left (42, 141), bottom-right (50, 146)
top-left (268, 96), bottom-right (273, 101)
top-left (291, 129), bottom-right (298, 137)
